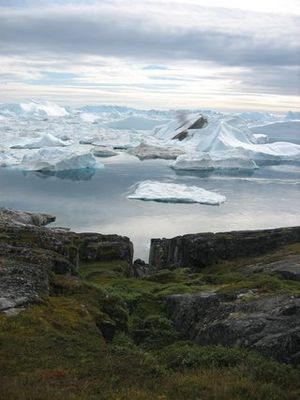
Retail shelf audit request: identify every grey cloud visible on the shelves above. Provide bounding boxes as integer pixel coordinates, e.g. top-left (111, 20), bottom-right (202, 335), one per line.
top-left (0, 7), bottom-right (299, 68)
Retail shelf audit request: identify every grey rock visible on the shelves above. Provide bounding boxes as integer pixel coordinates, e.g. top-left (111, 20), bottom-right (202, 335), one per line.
top-left (128, 143), bottom-right (184, 160)
top-left (0, 208), bottom-right (134, 314)
top-left (241, 255), bottom-right (300, 281)
top-left (0, 208), bottom-right (55, 226)
top-left (149, 227), bottom-right (300, 270)
top-left (166, 292), bottom-right (300, 364)
top-left (133, 258), bottom-right (150, 278)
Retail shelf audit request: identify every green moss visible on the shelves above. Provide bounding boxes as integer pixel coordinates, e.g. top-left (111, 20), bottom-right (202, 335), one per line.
top-left (1, 245), bottom-right (300, 399)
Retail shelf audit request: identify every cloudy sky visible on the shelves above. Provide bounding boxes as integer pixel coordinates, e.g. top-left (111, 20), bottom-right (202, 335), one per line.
top-left (0, 0), bottom-right (299, 111)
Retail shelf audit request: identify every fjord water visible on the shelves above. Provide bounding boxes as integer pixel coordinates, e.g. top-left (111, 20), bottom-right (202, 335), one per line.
top-left (1, 153), bottom-right (299, 260)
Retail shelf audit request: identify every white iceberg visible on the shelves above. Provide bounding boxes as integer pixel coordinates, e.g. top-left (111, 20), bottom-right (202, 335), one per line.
top-left (11, 133), bottom-right (68, 149)
top-left (127, 180), bottom-right (226, 205)
top-left (19, 147), bottom-right (100, 172)
top-left (20, 101), bottom-right (68, 117)
top-left (250, 121), bottom-right (300, 144)
top-left (0, 148), bottom-right (19, 167)
top-left (171, 151), bottom-right (258, 171)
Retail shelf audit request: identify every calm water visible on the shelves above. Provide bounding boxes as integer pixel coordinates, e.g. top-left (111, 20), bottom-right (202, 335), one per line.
top-left (1, 153), bottom-right (300, 260)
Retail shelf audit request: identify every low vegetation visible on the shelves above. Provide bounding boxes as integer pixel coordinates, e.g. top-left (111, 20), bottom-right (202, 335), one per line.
top-left (0, 244), bottom-right (300, 399)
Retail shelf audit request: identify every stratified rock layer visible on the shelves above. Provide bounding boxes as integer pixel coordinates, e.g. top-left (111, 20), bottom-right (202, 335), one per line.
top-left (149, 227), bottom-right (300, 270)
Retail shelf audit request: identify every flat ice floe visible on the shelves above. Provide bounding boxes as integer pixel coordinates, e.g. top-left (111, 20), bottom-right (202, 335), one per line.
top-left (127, 180), bottom-right (226, 205)
top-left (171, 151), bottom-right (258, 171)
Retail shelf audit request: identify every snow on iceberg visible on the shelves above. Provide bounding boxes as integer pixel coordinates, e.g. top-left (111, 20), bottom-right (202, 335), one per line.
top-left (20, 101), bottom-right (68, 117)
top-left (180, 116), bottom-right (300, 163)
top-left (19, 147), bottom-right (101, 172)
top-left (11, 133), bottom-right (68, 149)
top-left (127, 180), bottom-right (226, 205)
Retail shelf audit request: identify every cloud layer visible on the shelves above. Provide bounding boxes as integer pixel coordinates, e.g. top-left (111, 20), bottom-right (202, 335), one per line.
top-left (0, 0), bottom-right (299, 111)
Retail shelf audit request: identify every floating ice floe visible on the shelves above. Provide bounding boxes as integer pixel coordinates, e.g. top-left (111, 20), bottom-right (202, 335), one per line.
top-left (127, 180), bottom-right (226, 205)
top-left (11, 133), bottom-right (68, 149)
top-left (0, 148), bottom-right (19, 167)
top-left (19, 147), bottom-right (101, 172)
top-left (171, 151), bottom-right (258, 171)
top-left (161, 115), bottom-right (300, 167)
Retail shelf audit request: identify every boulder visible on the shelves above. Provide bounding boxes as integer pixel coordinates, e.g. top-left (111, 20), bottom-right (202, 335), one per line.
top-left (166, 292), bottom-right (300, 364)
top-left (0, 208), bottom-right (55, 226)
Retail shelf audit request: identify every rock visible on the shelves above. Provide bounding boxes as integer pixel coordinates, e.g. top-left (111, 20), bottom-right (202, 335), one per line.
top-left (166, 292), bottom-right (300, 364)
top-left (92, 146), bottom-right (117, 158)
top-left (0, 208), bottom-right (134, 314)
top-left (0, 208), bottom-right (55, 226)
top-left (241, 255), bottom-right (300, 281)
top-left (133, 258), bottom-right (150, 278)
top-left (149, 227), bottom-right (300, 270)
top-left (97, 320), bottom-right (116, 341)
top-left (172, 116), bottom-right (208, 140)
top-left (0, 259), bottom-right (49, 315)
top-left (128, 143), bottom-right (184, 160)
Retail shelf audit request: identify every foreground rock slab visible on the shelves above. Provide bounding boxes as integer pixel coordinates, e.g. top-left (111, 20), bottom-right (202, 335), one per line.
top-left (166, 292), bottom-right (300, 365)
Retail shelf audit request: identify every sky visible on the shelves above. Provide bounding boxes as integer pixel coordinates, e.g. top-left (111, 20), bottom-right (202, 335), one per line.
top-left (0, 0), bottom-right (299, 111)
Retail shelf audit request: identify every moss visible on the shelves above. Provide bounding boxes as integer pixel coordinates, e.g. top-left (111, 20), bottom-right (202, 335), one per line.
top-left (1, 245), bottom-right (300, 399)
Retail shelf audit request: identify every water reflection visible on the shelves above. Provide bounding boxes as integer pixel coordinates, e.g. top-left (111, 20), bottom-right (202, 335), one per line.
top-left (23, 168), bottom-right (96, 181)
top-left (0, 158), bottom-right (299, 260)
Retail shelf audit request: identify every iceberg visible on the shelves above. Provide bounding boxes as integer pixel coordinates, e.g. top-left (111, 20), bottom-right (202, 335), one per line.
top-left (171, 151), bottom-right (258, 171)
top-left (11, 133), bottom-right (68, 149)
top-left (0, 148), bottom-right (19, 167)
top-left (127, 180), bottom-right (226, 205)
top-left (20, 101), bottom-right (68, 117)
top-left (250, 121), bottom-right (300, 145)
top-left (19, 147), bottom-right (100, 172)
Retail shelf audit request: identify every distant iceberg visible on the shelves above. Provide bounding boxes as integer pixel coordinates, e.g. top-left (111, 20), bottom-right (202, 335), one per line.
top-left (127, 180), bottom-right (226, 205)
top-left (11, 133), bottom-right (68, 149)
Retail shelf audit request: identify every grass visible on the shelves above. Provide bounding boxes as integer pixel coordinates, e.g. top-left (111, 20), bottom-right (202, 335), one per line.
top-left (0, 243), bottom-right (300, 399)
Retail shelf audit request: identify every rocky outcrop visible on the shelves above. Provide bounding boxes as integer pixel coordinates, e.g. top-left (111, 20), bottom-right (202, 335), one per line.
top-left (128, 143), bottom-right (184, 160)
top-left (166, 292), bottom-right (300, 365)
top-left (149, 227), bottom-right (300, 270)
top-left (172, 116), bottom-right (208, 141)
top-left (0, 209), bottom-right (133, 314)
top-left (241, 254), bottom-right (300, 281)
top-left (0, 207), bottom-right (55, 226)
